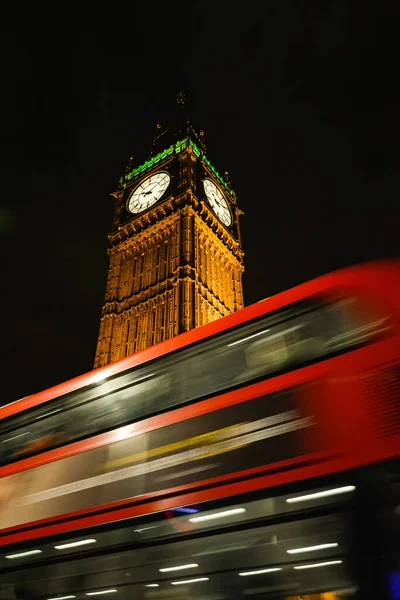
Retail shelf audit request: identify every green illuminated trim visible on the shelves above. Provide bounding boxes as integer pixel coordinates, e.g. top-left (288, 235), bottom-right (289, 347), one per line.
top-left (123, 138), bottom-right (236, 200)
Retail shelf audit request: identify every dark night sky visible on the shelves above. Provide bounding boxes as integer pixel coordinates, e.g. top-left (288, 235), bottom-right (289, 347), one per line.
top-left (0, 2), bottom-right (399, 406)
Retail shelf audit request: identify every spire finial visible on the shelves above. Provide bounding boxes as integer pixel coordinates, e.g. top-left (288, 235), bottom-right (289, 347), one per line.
top-left (125, 156), bottom-right (134, 173)
top-left (177, 91), bottom-right (186, 107)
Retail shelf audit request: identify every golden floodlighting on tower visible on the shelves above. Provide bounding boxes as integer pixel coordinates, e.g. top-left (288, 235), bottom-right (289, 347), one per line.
top-left (93, 98), bottom-right (244, 368)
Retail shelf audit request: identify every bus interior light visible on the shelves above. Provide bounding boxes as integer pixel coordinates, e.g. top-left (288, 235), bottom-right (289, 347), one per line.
top-left (55, 539), bottom-right (96, 550)
top-left (3, 432), bottom-right (30, 443)
top-left (134, 526), bottom-right (157, 533)
top-left (85, 591), bottom-right (117, 596)
top-left (171, 578), bottom-right (209, 585)
top-left (286, 485), bottom-right (356, 503)
top-left (47, 596), bottom-right (76, 600)
top-left (37, 409), bottom-right (61, 420)
top-left (159, 563), bottom-right (198, 572)
top-left (145, 584), bottom-right (159, 588)
top-left (5, 549), bottom-right (42, 559)
top-left (189, 508), bottom-right (246, 523)
top-left (239, 568), bottom-right (282, 576)
top-left (293, 560), bottom-right (343, 570)
top-left (227, 329), bottom-right (270, 347)
top-left (287, 542), bottom-right (339, 554)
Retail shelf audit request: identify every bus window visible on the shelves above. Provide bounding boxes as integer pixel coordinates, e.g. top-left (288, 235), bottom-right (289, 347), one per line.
top-left (241, 297), bottom-right (392, 383)
top-left (240, 308), bottom-right (325, 381)
top-left (323, 297), bottom-right (391, 353)
top-left (0, 292), bottom-right (392, 466)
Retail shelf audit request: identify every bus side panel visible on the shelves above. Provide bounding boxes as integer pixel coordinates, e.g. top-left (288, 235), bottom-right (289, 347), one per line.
top-left (323, 339), bottom-right (400, 461)
top-left (0, 380), bottom-right (333, 532)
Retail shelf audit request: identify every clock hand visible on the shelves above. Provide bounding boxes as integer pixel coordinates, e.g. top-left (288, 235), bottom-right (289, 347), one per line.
top-left (142, 184), bottom-right (158, 196)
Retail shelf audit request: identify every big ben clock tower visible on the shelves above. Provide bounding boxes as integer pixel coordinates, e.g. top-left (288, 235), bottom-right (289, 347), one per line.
top-left (94, 95), bottom-right (244, 368)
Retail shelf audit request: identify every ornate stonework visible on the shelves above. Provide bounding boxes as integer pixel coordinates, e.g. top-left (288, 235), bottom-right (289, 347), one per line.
top-left (94, 110), bottom-right (244, 368)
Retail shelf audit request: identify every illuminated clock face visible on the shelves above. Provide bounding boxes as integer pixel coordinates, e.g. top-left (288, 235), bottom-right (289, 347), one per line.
top-left (127, 172), bottom-right (170, 214)
top-left (203, 179), bottom-right (232, 226)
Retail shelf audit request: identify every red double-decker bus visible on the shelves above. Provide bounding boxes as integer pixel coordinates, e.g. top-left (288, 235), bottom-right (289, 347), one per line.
top-left (0, 258), bottom-right (398, 552)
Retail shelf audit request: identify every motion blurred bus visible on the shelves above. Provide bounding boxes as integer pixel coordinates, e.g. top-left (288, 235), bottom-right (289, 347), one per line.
top-left (0, 258), bottom-right (398, 547)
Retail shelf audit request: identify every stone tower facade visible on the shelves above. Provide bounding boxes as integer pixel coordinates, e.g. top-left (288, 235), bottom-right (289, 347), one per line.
top-left (94, 97), bottom-right (244, 368)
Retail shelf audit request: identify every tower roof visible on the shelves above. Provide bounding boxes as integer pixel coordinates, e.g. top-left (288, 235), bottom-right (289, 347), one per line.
top-left (151, 92), bottom-right (207, 156)
top-left (120, 94), bottom-right (237, 204)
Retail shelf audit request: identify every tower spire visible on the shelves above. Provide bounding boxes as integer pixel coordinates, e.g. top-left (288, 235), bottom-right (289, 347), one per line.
top-left (177, 91), bottom-right (186, 107)
top-left (151, 93), bottom-right (206, 155)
